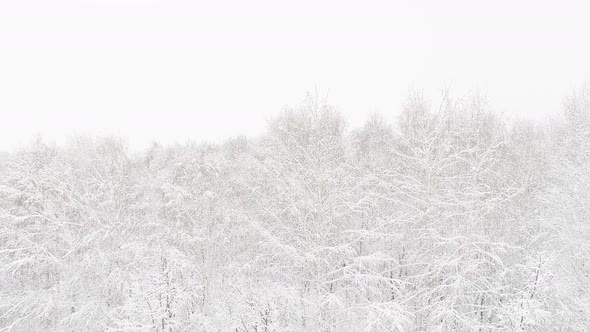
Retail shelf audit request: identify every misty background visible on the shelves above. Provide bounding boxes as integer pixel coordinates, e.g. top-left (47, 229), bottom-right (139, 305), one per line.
top-left (1, 0), bottom-right (590, 150)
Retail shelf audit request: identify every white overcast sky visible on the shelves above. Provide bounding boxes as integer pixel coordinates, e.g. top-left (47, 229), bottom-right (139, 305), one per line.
top-left (1, 0), bottom-right (590, 150)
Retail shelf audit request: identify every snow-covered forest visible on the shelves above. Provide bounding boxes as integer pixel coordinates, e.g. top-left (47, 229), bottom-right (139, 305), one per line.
top-left (2, 89), bottom-right (590, 331)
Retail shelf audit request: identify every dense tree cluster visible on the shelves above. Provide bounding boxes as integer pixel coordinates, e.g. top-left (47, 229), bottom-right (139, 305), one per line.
top-left (1, 90), bottom-right (590, 331)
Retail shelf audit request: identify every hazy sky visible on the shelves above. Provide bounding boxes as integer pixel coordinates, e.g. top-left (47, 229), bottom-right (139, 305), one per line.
top-left (1, 0), bottom-right (589, 150)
